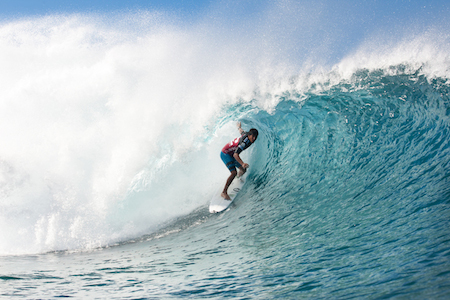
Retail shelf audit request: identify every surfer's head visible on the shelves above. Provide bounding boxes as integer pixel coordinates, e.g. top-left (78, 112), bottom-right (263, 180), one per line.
top-left (248, 128), bottom-right (258, 143)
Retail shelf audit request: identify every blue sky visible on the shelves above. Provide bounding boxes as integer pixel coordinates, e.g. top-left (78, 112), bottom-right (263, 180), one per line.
top-left (1, 0), bottom-right (449, 22)
top-left (0, 0), bottom-right (212, 19)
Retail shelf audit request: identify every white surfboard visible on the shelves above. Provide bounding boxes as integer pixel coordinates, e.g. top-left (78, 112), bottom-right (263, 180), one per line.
top-left (209, 174), bottom-right (246, 213)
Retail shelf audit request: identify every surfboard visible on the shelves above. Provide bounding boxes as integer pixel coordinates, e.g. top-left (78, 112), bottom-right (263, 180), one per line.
top-left (209, 174), bottom-right (246, 213)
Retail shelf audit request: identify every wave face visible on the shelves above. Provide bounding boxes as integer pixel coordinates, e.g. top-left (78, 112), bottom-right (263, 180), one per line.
top-left (244, 69), bottom-right (450, 296)
top-left (0, 3), bottom-right (449, 298)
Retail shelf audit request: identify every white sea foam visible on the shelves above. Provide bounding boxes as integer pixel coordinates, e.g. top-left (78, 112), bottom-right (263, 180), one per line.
top-left (0, 12), bottom-right (272, 255)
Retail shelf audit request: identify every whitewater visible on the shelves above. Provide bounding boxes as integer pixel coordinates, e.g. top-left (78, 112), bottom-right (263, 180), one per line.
top-left (1, 2), bottom-right (449, 298)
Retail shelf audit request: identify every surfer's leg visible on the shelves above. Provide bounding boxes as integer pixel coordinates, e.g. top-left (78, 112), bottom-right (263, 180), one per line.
top-left (222, 170), bottom-right (237, 200)
top-left (220, 152), bottom-right (240, 200)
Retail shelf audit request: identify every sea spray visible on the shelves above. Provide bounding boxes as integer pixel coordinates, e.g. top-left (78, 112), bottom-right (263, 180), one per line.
top-left (0, 13), bottom-right (261, 255)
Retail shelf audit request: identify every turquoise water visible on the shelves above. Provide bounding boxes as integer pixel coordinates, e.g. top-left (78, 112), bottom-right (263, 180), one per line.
top-left (1, 6), bottom-right (450, 299)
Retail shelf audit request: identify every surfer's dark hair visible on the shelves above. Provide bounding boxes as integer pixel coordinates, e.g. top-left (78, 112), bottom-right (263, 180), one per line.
top-left (249, 128), bottom-right (258, 139)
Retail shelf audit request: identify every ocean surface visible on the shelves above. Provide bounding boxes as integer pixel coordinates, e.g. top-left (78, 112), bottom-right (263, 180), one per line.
top-left (1, 4), bottom-right (450, 299)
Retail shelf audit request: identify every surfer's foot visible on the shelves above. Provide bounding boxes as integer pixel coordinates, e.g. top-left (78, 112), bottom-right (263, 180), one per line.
top-left (221, 192), bottom-right (231, 200)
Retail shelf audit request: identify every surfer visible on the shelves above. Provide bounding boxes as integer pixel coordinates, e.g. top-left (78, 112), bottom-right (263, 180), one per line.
top-left (221, 122), bottom-right (258, 200)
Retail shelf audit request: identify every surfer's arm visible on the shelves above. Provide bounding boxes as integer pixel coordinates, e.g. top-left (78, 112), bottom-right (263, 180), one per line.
top-left (233, 152), bottom-right (248, 169)
top-left (237, 122), bottom-right (244, 135)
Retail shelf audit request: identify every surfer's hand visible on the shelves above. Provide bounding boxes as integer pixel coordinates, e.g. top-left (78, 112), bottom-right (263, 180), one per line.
top-left (242, 163), bottom-right (249, 169)
top-left (237, 121), bottom-right (241, 129)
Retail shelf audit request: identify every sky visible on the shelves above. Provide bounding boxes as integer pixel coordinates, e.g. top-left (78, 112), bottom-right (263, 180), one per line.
top-left (1, 0), bottom-right (449, 22)
top-left (0, 0), bottom-right (212, 20)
